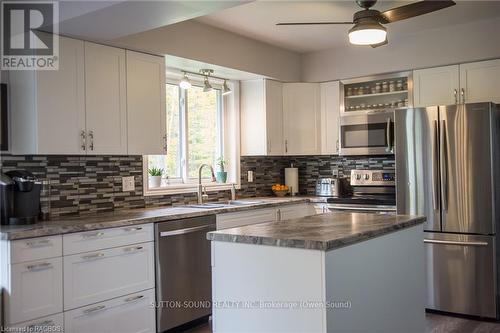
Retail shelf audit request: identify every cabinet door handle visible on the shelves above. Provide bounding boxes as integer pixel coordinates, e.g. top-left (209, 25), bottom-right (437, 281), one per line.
top-left (285, 140), bottom-right (288, 153)
top-left (460, 88), bottom-right (465, 104)
top-left (124, 226), bottom-right (143, 232)
top-left (163, 134), bottom-right (168, 153)
top-left (82, 231), bottom-right (104, 239)
top-left (26, 239), bottom-right (51, 247)
top-left (82, 252), bottom-right (105, 260)
top-left (83, 304), bottom-right (106, 315)
top-left (88, 130), bottom-right (94, 151)
top-left (124, 294), bottom-right (144, 303)
top-left (336, 139), bottom-right (339, 153)
top-left (26, 262), bottom-right (52, 271)
top-left (123, 246), bottom-right (143, 253)
top-left (81, 130), bottom-right (87, 150)
top-left (453, 89), bottom-right (458, 104)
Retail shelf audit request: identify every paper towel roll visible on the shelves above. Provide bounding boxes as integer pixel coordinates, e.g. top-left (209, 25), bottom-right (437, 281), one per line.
top-left (285, 167), bottom-right (299, 195)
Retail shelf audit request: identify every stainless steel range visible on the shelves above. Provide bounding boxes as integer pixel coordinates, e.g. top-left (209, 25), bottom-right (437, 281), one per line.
top-left (324, 170), bottom-right (396, 214)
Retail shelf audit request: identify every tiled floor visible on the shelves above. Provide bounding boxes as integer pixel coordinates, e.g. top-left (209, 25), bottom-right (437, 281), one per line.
top-left (184, 313), bottom-right (500, 333)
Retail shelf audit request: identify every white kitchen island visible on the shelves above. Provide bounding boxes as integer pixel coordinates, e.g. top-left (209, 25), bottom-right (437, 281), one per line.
top-left (207, 212), bottom-right (426, 333)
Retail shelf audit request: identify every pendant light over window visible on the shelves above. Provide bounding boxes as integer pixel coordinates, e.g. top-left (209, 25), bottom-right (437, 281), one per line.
top-left (222, 80), bottom-right (231, 96)
top-left (203, 76), bottom-right (213, 92)
top-left (179, 73), bottom-right (191, 90)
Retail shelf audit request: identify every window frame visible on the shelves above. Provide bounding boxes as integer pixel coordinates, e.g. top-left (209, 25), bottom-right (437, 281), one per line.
top-left (143, 74), bottom-right (240, 196)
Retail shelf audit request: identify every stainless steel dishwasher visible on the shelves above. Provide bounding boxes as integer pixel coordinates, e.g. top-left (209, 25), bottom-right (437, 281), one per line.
top-left (155, 215), bottom-right (216, 332)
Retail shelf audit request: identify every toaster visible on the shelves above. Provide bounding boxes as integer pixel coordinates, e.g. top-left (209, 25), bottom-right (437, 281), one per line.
top-left (315, 178), bottom-right (341, 197)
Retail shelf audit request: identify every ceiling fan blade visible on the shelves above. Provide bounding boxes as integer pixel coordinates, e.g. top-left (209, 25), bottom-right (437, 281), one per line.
top-left (370, 39), bottom-right (388, 48)
top-left (380, 0), bottom-right (455, 23)
top-left (276, 22), bottom-right (353, 26)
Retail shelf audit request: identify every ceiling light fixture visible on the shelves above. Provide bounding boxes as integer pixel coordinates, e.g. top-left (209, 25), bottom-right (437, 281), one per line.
top-left (222, 80), bottom-right (231, 96)
top-left (203, 76), bottom-right (213, 92)
top-left (179, 72), bottom-right (192, 90)
top-left (348, 19), bottom-right (387, 45)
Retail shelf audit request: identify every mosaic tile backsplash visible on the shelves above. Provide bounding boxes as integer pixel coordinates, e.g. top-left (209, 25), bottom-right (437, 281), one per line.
top-left (0, 154), bottom-right (394, 219)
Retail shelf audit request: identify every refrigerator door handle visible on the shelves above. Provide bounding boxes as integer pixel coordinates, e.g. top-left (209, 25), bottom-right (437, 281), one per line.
top-left (423, 239), bottom-right (488, 247)
top-left (440, 120), bottom-right (448, 211)
top-left (386, 117), bottom-right (392, 152)
top-left (432, 120), bottom-right (439, 210)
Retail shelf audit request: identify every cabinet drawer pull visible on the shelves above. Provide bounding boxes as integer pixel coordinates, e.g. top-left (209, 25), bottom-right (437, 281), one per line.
top-left (83, 304), bottom-right (106, 315)
top-left (124, 295), bottom-right (144, 303)
top-left (26, 262), bottom-right (52, 271)
top-left (26, 239), bottom-right (51, 247)
top-left (82, 231), bottom-right (104, 239)
top-left (81, 253), bottom-right (105, 260)
top-left (27, 320), bottom-right (54, 329)
top-left (124, 246), bottom-right (143, 253)
top-left (124, 226), bottom-right (143, 232)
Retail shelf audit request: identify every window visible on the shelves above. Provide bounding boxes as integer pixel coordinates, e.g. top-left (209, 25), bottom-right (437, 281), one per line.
top-left (144, 77), bottom-right (239, 195)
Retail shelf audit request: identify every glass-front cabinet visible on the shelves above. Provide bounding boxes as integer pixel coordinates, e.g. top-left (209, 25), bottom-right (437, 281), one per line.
top-left (340, 71), bottom-right (413, 114)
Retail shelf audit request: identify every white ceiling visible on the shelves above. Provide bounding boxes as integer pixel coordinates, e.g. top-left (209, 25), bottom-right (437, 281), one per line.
top-left (56, 0), bottom-right (250, 41)
top-left (196, 1), bottom-right (500, 53)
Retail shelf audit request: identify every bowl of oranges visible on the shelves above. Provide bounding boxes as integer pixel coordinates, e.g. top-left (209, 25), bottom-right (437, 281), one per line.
top-left (271, 184), bottom-right (289, 197)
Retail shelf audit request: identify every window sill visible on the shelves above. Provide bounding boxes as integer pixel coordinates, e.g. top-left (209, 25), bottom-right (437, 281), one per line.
top-left (143, 182), bottom-right (241, 197)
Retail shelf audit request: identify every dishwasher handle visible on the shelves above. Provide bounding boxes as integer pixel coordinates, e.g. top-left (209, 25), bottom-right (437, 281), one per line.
top-left (160, 224), bottom-right (214, 237)
top-left (423, 239), bottom-right (488, 247)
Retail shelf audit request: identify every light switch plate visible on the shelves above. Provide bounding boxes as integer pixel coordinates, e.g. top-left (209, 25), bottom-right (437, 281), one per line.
top-left (247, 171), bottom-right (254, 183)
top-left (122, 176), bottom-right (135, 192)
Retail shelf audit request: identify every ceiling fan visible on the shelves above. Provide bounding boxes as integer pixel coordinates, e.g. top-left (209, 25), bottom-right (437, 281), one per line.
top-left (276, 0), bottom-right (456, 47)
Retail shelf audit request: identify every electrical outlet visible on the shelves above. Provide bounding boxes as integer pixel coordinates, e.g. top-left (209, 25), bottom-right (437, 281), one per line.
top-left (248, 170), bottom-right (254, 183)
top-left (122, 176), bottom-right (135, 192)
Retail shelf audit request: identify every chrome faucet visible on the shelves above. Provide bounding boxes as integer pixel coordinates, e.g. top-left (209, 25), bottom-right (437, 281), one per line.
top-left (197, 164), bottom-right (216, 204)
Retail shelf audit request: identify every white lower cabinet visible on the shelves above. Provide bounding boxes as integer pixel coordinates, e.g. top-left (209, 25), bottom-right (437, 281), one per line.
top-left (63, 242), bottom-right (155, 310)
top-left (7, 257), bottom-right (63, 324)
top-left (278, 204), bottom-right (316, 221)
top-left (216, 208), bottom-right (277, 230)
top-left (9, 313), bottom-right (64, 332)
top-left (64, 289), bottom-right (156, 333)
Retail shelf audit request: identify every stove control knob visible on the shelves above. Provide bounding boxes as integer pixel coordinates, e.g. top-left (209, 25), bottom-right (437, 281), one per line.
top-left (364, 174), bottom-right (370, 180)
top-left (356, 174), bottom-right (362, 180)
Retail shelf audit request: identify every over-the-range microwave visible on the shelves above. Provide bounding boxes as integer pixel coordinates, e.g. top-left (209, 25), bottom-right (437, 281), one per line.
top-left (339, 110), bottom-right (394, 156)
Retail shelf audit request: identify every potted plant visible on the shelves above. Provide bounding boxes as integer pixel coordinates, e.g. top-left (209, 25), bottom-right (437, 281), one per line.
top-left (215, 157), bottom-right (227, 183)
top-left (148, 167), bottom-right (164, 188)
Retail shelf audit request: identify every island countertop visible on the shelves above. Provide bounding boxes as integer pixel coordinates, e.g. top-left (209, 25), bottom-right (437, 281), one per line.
top-left (207, 212), bottom-right (426, 251)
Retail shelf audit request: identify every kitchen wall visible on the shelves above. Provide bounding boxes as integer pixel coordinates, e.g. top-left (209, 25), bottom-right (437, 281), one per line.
top-left (0, 154), bottom-right (394, 219)
top-left (301, 16), bottom-right (500, 82)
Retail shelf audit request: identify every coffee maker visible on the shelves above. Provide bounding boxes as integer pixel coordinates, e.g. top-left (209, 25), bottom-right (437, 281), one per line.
top-left (0, 170), bottom-right (41, 225)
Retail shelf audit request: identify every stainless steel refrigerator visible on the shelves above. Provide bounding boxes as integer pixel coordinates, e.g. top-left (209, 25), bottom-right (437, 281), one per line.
top-left (395, 102), bottom-right (500, 319)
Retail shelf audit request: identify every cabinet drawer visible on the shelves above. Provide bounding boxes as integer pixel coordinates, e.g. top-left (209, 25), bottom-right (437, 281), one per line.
top-left (64, 289), bottom-right (156, 333)
top-left (6, 257), bottom-right (63, 324)
top-left (8, 313), bottom-right (64, 332)
top-left (63, 224), bottom-right (153, 255)
top-left (10, 235), bottom-right (62, 264)
top-left (216, 208), bottom-right (277, 230)
top-left (63, 242), bottom-right (155, 310)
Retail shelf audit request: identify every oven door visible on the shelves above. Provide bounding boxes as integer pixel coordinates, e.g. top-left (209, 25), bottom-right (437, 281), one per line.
top-left (339, 111), bottom-right (394, 156)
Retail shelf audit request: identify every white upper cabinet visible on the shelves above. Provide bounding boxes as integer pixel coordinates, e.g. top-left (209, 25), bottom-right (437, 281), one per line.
top-left (10, 36), bottom-right (86, 155)
top-left (413, 65), bottom-right (460, 107)
top-left (126, 51), bottom-right (166, 155)
top-left (283, 83), bottom-right (321, 155)
top-left (413, 59), bottom-right (500, 107)
top-left (320, 81), bottom-right (340, 155)
top-left (84, 42), bottom-right (127, 155)
top-left (240, 79), bottom-right (284, 156)
top-left (460, 59), bottom-right (500, 104)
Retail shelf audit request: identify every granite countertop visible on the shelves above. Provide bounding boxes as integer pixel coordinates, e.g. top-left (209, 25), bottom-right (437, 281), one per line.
top-left (0, 197), bottom-right (311, 240)
top-left (207, 212), bottom-right (426, 251)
